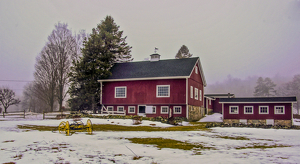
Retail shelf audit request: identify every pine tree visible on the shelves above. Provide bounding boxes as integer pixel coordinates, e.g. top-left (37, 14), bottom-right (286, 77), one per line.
top-left (175, 45), bottom-right (193, 59)
top-left (253, 77), bottom-right (276, 97)
top-left (68, 16), bottom-right (132, 112)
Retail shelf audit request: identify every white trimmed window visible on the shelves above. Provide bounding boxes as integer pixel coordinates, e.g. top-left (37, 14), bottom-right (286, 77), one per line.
top-left (157, 85), bottom-right (170, 97)
top-left (128, 106), bottom-right (135, 113)
top-left (195, 88), bottom-right (199, 100)
top-left (152, 106), bottom-right (156, 113)
top-left (117, 106), bottom-right (124, 112)
top-left (199, 90), bottom-right (202, 101)
top-left (190, 86), bottom-right (193, 98)
top-left (244, 106), bottom-right (253, 114)
top-left (161, 106), bottom-right (168, 114)
top-left (115, 87), bottom-right (126, 98)
top-left (195, 66), bottom-right (198, 74)
top-left (107, 106), bottom-right (113, 111)
top-left (174, 106), bottom-right (182, 114)
top-left (229, 106), bottom-right (239, 114)
top-left (259, 106), bottom-right (269, 114)
top-left (275, 106), bottom-right (285, 114)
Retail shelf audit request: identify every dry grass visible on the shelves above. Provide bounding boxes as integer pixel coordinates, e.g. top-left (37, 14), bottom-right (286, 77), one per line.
top-left (126, 137), bottom-right (213, 151)
top-left (18, 122), bottom-right (209, 132)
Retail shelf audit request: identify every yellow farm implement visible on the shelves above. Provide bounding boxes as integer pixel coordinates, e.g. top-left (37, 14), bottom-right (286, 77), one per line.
top-left (57, 119), bottom-right (93, 136)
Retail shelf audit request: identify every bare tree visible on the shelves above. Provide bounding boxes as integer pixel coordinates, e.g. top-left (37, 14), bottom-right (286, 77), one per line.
top-left (0, 87), bottom-right (21, 113)
top-left (32, 22), bottom-right (85, 112)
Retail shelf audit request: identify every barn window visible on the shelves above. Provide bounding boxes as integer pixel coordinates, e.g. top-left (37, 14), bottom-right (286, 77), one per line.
top-left (117, 106), bottom-right (124, 112)
top-left (128, 106), bottom-right (135, 113)
top-left (190, 86), bottom-right (193, 98)
top-left (244, 106), bottom-right (253, 114)
top-left (259, 106), bottom-right (269, 114)
top-left (115, 87), bottom-right (126, 98)
top-left (107, 106), bottom-right (113, 111)
top-left (229, 106), bottom-right (239, 114)
top-left (275, 106), bottom-right (285, 114)
top-left (174, 106), bottom-right (182, 114)
top-left (195, 88), bottom-right (198, 100)
top-left (195, 66), bottom-right (198, 74)
top-left (161, 106), bottom-right (168, 114)
top-left (157, 85), bottom-right (170, 97)
top-left (152, 106), bottom-right (156, 113)
top-left (199, 90), bottom-right (202, 101)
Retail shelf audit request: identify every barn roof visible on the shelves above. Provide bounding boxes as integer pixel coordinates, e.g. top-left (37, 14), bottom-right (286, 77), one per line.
top-left (219, 97), bottom-right (297, 103)
top-left (99, 57), bottom-right (206, 86)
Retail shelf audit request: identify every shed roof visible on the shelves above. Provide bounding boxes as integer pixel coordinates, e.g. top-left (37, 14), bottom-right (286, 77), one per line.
top-left (99, 57), bottom-right (206, 86)
top-left (205, 93), bottom-right (235, 98)
top-left (219, 97), bottom-right (297, 103)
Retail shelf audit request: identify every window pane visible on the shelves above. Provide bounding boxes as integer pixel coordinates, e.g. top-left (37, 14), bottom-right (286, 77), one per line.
top-left (116, 87), bottom-right (126, 98)
top-left (245, 107), bottom-right (253, 114)
top-left (158, 86), bottom-right (169, 97)
top-left (161, 107), bottom-right (168, 113)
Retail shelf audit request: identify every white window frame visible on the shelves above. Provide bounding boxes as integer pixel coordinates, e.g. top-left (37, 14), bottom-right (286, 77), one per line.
top-left (115, 86), bottom-right (127, 98)
top-left (195, 66), bottom-right (198, 74)
top-left (128, 106), bottom-right (135, 114)
top-left (199, 90), bottom-right (202, 101)
top-left (107, 106), bottom-right (113, 111)
top-left (174, 106), bottom-right (182, 114)
top-left (190, 86), bottom-right (193, 98)
top-left (194, 88), bottom-right (198, 100)
top-left (152, 106), bottom-right (156, 113)
top-left (161, 106), bottom-right (168, 114)
top-left (244, 106), bottom-right (253, 114)
top-left (117, 106), bottom-right (124, 112)
top-left (259, 106), bottom-right (269, 114)
top-left (156, 85), bottom-right (170, 97)
top-left (229, 106), bottom-right (239, 114)
top-left (274, 106), bottom-right (285, 114)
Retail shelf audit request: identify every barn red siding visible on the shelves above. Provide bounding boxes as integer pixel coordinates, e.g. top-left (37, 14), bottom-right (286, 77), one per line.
top-left (204, 98), bottom-right (214, 110)
top-left (104, 105), bottom-right (186, 118)
top-left (102, 79), bottom-right (186, 105)
top-left (188, 62), bottom-right (204, 107)
top-left (223, 103), bottom-right (292, 120)
top-left (213, 98), bottom-right (223, 113)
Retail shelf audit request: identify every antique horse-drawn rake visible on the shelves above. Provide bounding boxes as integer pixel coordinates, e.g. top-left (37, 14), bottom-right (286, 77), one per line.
top-left (57, 119), bottom-right (93, 136)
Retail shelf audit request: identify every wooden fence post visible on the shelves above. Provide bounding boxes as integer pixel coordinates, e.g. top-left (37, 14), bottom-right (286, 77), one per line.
top-left (43, 111), bottom-right (45, 120)
top-left (2, 112), bottom-right (4, 118)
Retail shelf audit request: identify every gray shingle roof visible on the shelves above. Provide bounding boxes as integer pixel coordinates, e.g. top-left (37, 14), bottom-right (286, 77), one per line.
top-left (219, 97), bottom-right (297, 103)
top-left (105, 57), bottom-right (200, 80)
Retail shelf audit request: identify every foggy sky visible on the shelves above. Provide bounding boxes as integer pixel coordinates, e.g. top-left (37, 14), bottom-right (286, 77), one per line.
top-left (1, 0), bottom-right (300, 95)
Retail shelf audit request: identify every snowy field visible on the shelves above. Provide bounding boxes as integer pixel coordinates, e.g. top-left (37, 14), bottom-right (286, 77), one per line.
top-left (1, 114), bottom-right (300, 164)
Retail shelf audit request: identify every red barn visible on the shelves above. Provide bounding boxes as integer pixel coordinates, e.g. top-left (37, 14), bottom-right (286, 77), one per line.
top-left (98, 54), bottom-right (207, 121)
top-left (219, 97), bottom-right (297, 126)
top-left (204, 93), bottom-right (235, 113)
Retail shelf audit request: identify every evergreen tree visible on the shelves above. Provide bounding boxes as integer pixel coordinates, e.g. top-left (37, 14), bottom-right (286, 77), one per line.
top-left (175, 45), bottom-right (193, 59)
top-left (253, 77), bottom-right (276, 97)
top-left (68, 16), bottom-right (132, 112)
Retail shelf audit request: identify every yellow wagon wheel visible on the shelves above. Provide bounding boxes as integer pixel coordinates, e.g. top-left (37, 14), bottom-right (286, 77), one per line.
top-left (86, 119), bottom-right (93, 134)
top-left (58, 121), bottom-right (67, 133)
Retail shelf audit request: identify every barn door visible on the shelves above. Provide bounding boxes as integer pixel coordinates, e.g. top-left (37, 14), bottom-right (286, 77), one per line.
top-left (138, 106), bottom-right (146, 113)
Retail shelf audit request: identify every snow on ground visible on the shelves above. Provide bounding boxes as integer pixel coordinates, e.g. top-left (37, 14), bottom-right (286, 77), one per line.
top-left (198, 113), bottom-right (223, 122)
top-left (1, 115), bottom-right (300, 164)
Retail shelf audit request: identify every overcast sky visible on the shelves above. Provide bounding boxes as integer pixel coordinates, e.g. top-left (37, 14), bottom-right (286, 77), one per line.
top-left (1, 0), bottom-right (300, 95)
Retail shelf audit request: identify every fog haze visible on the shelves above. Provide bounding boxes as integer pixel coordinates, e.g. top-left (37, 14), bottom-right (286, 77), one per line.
top-left (1, 0), bottom-right (300, 96)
